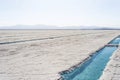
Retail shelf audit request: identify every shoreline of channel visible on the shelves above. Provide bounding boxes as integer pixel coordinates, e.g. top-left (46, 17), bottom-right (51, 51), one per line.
top-left (99, 46), bottom-right (120, 80)
top-left (58, 36), bottom-right (119, 80)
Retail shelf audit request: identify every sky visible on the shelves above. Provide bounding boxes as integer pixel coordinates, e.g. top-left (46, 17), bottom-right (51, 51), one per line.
top-left (0, 0), bottom-right (120, 28)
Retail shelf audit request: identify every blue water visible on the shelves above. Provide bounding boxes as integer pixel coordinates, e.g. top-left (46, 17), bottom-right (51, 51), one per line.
top-left (109, 37), bottom-right (120, 44)
top-left (61, 46), bottom-right (117, 80)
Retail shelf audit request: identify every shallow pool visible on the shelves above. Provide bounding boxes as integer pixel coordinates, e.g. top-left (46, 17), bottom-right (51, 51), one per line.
top-left (109, 37), bottom-right (120, 44)
top-left (60, 36), bottom-right (120, 80)
top-left (61, 46), bottom-right (118, 80)
top-left (61, 47), bottom-right (117, 80)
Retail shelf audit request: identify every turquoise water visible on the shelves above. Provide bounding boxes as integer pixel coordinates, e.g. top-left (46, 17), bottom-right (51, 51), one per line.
top-left (109, 37), bottom-right (120, 44)
top-left (61, 46), bottom-right (117, 80)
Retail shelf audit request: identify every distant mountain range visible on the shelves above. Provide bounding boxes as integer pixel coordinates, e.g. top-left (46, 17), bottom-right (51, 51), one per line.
top-left (0, 25), bottom-right (120, 30)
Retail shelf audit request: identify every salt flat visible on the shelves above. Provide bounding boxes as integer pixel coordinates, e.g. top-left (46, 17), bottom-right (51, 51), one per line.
top-left (0, 30), bottom-right (120, 80)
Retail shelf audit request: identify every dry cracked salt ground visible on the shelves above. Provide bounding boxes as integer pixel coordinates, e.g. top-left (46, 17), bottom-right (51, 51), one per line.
top-left (0, 30), bottom-right (120, 80)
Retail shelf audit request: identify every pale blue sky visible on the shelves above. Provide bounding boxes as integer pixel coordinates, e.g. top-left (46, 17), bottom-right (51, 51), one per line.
top-left (0, 0), bottom-right (120, 27)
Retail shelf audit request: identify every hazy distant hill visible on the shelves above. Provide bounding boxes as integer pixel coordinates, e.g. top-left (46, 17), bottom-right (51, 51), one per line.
top-left (0, 25), bottom-right (120, 30)
top-left (0, 25), bottom-right (58, 29)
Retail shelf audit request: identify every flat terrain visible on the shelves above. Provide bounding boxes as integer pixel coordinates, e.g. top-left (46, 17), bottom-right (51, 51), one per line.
top-left (0, 30), bottom-right (120, 80)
